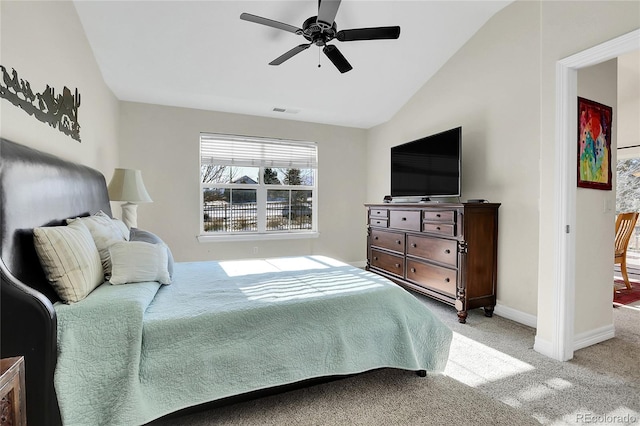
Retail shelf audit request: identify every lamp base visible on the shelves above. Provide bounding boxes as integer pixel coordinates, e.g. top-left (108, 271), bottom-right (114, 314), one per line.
top-left (120, 202), bottom-right (138, 229)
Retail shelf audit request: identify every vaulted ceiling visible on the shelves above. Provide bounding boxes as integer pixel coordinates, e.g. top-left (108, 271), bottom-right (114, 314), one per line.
top-left (74, 1), bottom-right (512, 129)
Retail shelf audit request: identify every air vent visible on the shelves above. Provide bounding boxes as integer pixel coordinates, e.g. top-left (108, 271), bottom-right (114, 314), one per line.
top-left (272, 107), bottom-right (300, 114)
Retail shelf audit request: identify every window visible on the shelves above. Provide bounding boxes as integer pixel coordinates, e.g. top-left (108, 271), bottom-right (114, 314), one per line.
top-left (199, 133), bottom-right (318, 239)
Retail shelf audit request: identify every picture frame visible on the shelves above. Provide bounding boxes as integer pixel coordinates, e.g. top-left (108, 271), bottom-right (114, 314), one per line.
top-left (577, 97), bottom-right (613, 190)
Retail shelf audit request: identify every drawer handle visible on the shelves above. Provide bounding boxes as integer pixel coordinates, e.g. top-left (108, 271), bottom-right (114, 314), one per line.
top-left (411, 243), bottom-right (417, 248)
top-left (374, 236), bottom-right (379, 240)
top-left (436, 214), bottom-right (441, 218)
top-left (445, 249), bottom-right (450, 254)
top-left (395, 263), bottom-right (401, 268)
top-left (373, 256), bottom-right (378, 261)
top-left (410, 267), bottom-right (416, 273)
top-left (397, 240), bottom-right (402, 245)
top-left (402, 217), bottom-right (407, 221)
top-left (436, 226), bottom-right (441, 230)
top-left (445, 278), bottom-right (450, 283)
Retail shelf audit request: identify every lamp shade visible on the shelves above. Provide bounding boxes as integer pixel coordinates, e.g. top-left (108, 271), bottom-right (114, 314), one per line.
top-left (107, 168), bottom-right (153, 203)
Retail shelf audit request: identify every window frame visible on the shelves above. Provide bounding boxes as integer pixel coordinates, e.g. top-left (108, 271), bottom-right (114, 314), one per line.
top-left (198, 133), bottom-right (318, 242)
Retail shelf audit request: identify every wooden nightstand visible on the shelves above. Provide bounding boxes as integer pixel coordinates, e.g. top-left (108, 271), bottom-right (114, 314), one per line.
top-left (0, 357), bottom-right (26, 425)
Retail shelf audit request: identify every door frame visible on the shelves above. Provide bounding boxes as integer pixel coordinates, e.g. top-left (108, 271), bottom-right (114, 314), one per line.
top-left (551, 29), bottom-right (640, 361)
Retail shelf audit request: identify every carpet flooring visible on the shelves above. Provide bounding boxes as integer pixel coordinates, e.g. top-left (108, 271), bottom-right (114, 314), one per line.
top-left (614, 279), bottom-right (640, 306)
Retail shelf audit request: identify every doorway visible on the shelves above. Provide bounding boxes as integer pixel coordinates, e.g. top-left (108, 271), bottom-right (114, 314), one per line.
top-left (615, 154), bottom-right (640, 286)
top-left (614, 49), bottom-right (640, 292)
top-left (546, 29), bottom-right (640, 362)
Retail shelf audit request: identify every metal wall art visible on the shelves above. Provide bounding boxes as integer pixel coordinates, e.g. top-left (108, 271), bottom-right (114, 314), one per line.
top-left (0, 66), bottom-right (81, 142)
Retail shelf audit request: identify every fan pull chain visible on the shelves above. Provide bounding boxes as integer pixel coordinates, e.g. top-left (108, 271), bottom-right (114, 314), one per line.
top-left (318, 48), bottom-right (321, 68)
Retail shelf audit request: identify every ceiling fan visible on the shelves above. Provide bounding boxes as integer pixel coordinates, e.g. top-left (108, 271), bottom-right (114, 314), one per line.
top-left (240, 0), bottom-right (400, 73)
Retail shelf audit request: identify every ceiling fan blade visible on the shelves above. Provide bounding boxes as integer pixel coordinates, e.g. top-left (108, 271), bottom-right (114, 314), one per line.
top-left (323, 44), bottom-right (352, 73)
top-left (317, 0), bottom-right (342, 27)
top-left (337, 26), bottom-right (401, 42)
top-left (269, 44), bottom-right (311, 66)
top-left (240, 13), bottom-right (302, 35)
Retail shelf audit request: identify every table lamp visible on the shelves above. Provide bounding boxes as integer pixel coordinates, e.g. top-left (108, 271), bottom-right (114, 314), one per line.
top-left (107, 168), bottom-right (152, 228)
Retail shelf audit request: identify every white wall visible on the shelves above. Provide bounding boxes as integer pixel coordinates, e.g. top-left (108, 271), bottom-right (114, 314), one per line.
top-left (575, 60), bottom-right (617, 335)
top-left (367, 0), bottom-right (542, 316)
top-left (0, 1), bottom-right (119, 175)
top-left (118, 101), bottom-right (368, 263)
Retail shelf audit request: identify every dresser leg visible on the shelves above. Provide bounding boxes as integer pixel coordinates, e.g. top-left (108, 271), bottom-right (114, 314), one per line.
top-left (483, 306), bottom-right (495, 317)
top-left (416, 370), bottom-right (427, 377)
top-left (457, 310), bottom-right (467, 323)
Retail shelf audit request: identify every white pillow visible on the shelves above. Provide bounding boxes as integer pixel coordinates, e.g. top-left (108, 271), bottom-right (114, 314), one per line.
top-left (109, 241), bottom-right (171, 285)
top-left (33, 221), bottom-right (104, 303)
top-left (66, 211), bottom-right (127, 278)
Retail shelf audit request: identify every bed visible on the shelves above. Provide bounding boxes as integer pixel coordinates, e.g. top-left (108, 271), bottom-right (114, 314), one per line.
top-left (0, 138), bottom-right (452, 426)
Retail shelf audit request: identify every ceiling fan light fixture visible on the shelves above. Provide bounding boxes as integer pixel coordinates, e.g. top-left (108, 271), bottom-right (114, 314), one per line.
top-left (241, 0), bottom-right (400, 73)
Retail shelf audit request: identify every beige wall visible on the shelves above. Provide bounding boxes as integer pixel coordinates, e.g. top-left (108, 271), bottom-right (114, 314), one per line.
top-left (118, 102), bottom-right (368, 263)
top-left (0, 1), bottom-right (119, 175)
top-left (367, 0), bottom-right (542, 317)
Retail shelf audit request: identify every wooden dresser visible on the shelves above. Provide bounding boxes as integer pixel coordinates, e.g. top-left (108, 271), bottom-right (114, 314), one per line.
top-left (366, 202), bottom-right (500, 323)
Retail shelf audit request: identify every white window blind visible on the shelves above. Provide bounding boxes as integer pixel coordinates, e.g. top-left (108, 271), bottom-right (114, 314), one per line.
top-left (201, 133), bottom-right (318, 168)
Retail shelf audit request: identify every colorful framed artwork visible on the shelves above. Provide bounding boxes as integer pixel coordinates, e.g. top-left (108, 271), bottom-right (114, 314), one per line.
top-left (577, 97), bottom-right (612, 190)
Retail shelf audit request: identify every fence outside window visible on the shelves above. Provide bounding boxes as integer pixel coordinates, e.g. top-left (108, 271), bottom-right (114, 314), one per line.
top-left (203, 201), bottom-right (313, 233)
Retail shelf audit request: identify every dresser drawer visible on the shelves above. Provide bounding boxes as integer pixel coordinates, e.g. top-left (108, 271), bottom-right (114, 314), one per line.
top-left (406, 259), bottom-right (456, 296)
top-left (369, 208), bottom-right (388, 219)
top-left (370, 229), bottom-right (404, 252)
top-left (423, 210), bottom-right (456, 223)
top-left (371, 249), bottom-right (404, 278)
top-left (422, 223), bottom-right (456, 237)
top-left (407, 235), bottom-right (457, 267)
top-left (389, 210), bottom-right (421, 231)
top-left (369, 217), bottom-right (389, 228)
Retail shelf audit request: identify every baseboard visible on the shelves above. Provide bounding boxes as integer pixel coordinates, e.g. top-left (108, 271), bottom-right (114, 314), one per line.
top-left (533, 324), bottom-right (615, 360)
top-left (573, 324), bottom-right (615, 351)
top-left (493, 304), bottom-right (537, 328)
top-left (533, 336), bottom-right (554, 358)
top-left (350, 260), bottom-right (368, 269)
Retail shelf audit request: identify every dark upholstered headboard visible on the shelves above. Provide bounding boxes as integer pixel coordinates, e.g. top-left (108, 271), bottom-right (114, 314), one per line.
top-left (0, 138), bottom-right (112, 425)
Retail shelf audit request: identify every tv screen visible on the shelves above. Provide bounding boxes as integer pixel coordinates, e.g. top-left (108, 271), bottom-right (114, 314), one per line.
top-left (391, 127), bottom-right (461, 198)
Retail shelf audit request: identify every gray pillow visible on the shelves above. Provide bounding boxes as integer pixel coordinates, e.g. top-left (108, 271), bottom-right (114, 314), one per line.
top-left (129, 228), bottom-right (174, 278)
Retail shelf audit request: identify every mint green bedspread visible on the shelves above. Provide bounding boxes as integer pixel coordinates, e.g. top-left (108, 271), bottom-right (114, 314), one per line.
top-left (54, 256), bottom-right (452, 426)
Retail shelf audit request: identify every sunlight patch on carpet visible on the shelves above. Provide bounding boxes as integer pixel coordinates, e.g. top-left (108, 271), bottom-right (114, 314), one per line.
top-left (443, 332), bottom-right (535, 387)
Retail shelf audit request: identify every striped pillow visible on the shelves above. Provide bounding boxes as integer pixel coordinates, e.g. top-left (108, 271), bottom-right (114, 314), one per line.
top-left (33, 221), bottom-right (104, 303)
top-left (66, 211), bottom-right (128, 279)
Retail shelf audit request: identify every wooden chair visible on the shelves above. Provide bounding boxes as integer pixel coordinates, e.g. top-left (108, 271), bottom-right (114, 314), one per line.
top-left (614, 212), bottom-right (639, 290)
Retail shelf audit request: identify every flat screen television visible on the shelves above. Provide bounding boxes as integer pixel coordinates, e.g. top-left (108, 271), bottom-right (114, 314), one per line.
top-left (390, 126), bottom-right (462, 199)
